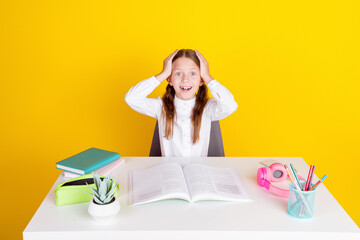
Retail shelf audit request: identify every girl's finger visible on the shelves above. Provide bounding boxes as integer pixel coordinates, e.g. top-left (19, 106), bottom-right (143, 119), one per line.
top-left (198, 54), bottom-right (208, 65)
top-left (195, 49), bottom-right (203, 57)
top-left (195, 49), bottom-right (200, 57)
top-left (171, 50), bottom-right (178, 58)
top-left (166, 49), bottom-right (178, 59)
top-left (168, 49), bottom-right (179, 61)
top-left (195, 51), bottom-right (202, 61)
top-left (195, 50), bottom-right (206, 62)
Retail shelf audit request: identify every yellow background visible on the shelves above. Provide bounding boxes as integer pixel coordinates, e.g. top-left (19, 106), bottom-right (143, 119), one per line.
top-left (1, 0), bottom-right (359, 239)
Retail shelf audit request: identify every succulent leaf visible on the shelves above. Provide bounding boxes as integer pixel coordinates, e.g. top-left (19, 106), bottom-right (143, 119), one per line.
top-left (107, 178), bottom-right (113, 193)
top-left (99, 180), bottom-right (107, 201)
top-left (85, 183), bottom-right (100, 199)
top-left (93, 174), bottom-right (101, 189)
top-left (93, 196), bottom-right (103, 204)
top-left (85, 174), bottom-right (118, 205)
top-left (83, 191), bottom-right (95, 198)
top-left (104, 186), bottom-right (117, 203)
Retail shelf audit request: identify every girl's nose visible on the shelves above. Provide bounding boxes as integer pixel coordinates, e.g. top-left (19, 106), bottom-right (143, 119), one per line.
top-left (182, 76), bottom-right (189, 82)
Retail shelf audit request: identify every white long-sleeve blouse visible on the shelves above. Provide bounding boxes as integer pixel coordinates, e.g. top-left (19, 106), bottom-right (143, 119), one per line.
top-left (125, 76), bottom-right (238, 157)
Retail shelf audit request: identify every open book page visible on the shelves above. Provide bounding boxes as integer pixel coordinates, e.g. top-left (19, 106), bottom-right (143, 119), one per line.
top-left (183, 164), bottom-right (252, 202)
top-left (129, 163), bottom-right (191, 205)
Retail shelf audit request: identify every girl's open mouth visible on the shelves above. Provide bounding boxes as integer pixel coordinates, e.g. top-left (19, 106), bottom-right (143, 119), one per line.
top-left (180, 86), bottom-right (192, 92)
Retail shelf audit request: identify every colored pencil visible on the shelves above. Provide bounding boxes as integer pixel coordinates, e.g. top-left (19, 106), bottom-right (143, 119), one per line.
top-left (284, 165), bottom-right (312, 216)
top-left (304, 165), bottom-right (315, 191)
top-left (290, 164), bottom-right (303, 189)
top-left (308, 175), bottom-right (328, 191)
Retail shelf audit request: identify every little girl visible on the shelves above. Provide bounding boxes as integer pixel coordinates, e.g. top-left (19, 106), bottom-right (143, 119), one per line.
top-left (125, 49), bottom-right (238, 157)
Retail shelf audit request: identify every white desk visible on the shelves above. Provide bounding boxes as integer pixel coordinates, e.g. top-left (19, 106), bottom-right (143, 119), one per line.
top-left (23, 157), bottom-right (360, 240)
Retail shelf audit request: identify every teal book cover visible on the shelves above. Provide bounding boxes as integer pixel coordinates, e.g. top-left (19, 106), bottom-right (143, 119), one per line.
top-left (56, 148), bottom-right (120, 174)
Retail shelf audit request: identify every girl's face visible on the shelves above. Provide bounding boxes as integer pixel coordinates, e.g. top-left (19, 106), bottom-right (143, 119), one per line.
top-left (168, 57), bottom-right (203, 101)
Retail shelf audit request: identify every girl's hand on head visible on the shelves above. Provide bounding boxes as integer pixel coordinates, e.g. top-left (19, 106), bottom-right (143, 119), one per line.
top-left (195, 49), bottom-right (214, 84)
top-left (155, 49), bottom-right (179, 82)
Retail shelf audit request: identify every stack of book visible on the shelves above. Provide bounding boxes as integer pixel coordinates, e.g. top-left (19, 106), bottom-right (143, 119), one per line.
top-left (56, 147), bottom-right (124, 179)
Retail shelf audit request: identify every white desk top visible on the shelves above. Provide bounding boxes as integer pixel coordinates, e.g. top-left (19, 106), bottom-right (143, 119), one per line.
top-left (23, 157), bottom-right (360, 240)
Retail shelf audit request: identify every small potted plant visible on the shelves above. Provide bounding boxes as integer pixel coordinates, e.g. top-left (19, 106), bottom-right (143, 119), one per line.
top-left (85, 174), bottom-right (120, 221)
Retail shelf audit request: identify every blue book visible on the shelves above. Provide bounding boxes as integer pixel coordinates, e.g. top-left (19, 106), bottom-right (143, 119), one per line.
top-left (56, 148), bottom-right (120, 175)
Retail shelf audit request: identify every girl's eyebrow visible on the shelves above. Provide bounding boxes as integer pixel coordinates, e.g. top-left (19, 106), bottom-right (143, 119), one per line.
top-left (174, 68), bottom-right (198, 70)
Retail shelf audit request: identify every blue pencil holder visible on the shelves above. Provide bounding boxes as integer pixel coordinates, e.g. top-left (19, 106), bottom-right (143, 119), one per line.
top-left (287, 181), bottom-right (316, 219)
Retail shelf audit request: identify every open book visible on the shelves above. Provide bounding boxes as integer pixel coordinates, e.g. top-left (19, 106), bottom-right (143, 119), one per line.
top-left (129, 163), bottom-right (252, 205)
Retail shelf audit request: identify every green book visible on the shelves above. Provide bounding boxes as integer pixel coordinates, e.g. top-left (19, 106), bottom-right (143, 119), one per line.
top-left (56, 148), bottom-right (120, 175)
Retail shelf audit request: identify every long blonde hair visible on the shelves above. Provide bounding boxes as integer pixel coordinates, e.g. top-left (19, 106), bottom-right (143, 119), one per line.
top-left (161, 49), bottom-right (209, 144)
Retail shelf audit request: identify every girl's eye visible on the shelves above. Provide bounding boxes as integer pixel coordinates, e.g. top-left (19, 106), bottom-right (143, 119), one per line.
top-left (176, 72), bottom-right (181, 76)
top-left (191, 72), bottom-right (196, 76)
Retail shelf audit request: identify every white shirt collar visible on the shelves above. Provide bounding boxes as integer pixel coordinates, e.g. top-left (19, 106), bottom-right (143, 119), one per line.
top-left (174, 95), bottom-right (196, 107)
